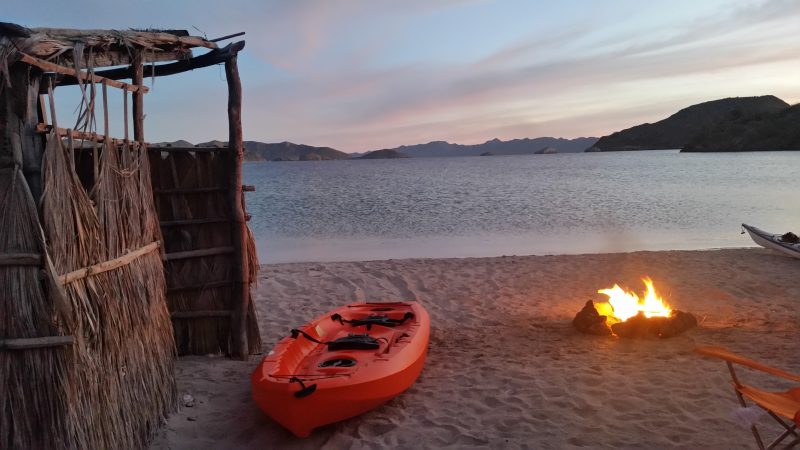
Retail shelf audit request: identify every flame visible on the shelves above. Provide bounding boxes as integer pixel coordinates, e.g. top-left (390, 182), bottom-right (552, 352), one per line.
top-left (596, 277), bottom-right (671, 323)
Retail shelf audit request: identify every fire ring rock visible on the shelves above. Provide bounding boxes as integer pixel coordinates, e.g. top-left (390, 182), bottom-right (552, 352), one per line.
top-left (572, 300), bottom-right (612, 335)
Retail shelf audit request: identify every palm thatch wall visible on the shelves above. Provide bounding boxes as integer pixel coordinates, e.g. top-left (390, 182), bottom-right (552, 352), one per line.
top-left (150, 147), bottom-right (261, 355)
top-left (0, 22), bottom-right (260, 449)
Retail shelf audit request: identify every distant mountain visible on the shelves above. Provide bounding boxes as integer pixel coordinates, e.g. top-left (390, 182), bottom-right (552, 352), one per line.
top-left (534, 146), bottom-right (557, 154)
top-left (242, 141), bottom-right (349, 161)
top-left (153, 139), bottom-right (194, 148)
top-left (683, 103), bottom-right (800, 152)
top-left (587, 96), bottom-right (789, 152)
top-left (358, 149), bottom-right (410, 159)
top-left (381, 137), bottom-right (597, 157)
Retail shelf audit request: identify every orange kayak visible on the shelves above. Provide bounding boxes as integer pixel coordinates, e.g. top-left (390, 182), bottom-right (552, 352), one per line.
top-left (251, 301), bottom-right (430, 437)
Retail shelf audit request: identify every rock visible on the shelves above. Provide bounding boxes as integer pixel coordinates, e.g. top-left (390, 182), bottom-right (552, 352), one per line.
top-left (182, 394), bottom-right (195, 407)
top-left (572, 300), bottom-right (612, 335)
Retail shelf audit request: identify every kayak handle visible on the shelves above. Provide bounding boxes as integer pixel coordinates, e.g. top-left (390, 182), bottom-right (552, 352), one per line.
top-left (289, 377), bottom-right (317, 398)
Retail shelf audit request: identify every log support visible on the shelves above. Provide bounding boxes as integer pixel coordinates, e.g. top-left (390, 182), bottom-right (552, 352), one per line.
top-left (132, 49), bottom-right (145, 143)
top-left (225, 50), bottom-right (251, 360)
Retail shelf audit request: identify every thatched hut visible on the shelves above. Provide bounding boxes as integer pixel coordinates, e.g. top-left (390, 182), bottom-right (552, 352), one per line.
top-left (0, 23), bottom-right (260, 449)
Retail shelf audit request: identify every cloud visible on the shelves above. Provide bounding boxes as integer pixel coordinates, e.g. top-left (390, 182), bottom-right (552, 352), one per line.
top-left (5, 0), bottom-right (800, 150)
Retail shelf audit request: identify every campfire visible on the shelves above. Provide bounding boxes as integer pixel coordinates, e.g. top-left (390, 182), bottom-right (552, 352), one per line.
top-left (573, 277), bottom-right (697, 338)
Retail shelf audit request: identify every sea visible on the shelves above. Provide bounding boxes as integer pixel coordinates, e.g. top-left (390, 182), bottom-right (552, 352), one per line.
top-left (243, 150), bottom-right (800, 263)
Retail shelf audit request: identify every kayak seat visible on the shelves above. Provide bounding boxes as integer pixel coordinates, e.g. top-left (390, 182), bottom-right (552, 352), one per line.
top-left (331, 312), bottom-right (414, 329)
top-left (327, 334), bottom-right (381, 351)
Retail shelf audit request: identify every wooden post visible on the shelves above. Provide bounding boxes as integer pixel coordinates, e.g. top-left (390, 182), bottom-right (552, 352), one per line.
top-left (132, 50), bottom-right (145, 142)
top-left (225, 53), bottom-right (250, 359)
top-left (2, 65), bottom-right (46, 199)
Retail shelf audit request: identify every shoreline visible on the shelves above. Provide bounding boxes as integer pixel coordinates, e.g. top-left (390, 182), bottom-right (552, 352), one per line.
top-left (256, 231), bottom-right (762, 264)
top-left (152, 247), bottom-right (799, 449)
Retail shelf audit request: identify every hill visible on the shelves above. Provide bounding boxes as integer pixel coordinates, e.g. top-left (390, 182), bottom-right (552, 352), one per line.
top-left (242, 141), bottom-right (348, 161)
top-left (587, 96), bottom-right (790, 152)
top-left (357, 149), bottom-right (410, 159)
top-left (153, 140), bottom-right (348, 161)
top-left (683, 103), bottom-right (800, 152)
top-left (385, 137), bottom-right (597, 157)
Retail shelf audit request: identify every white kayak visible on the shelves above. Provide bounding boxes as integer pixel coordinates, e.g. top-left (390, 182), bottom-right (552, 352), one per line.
top-left (742, 223), bottom-right (800, 259)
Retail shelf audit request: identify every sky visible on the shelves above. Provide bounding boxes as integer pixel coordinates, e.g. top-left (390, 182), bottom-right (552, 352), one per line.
top-left (5, 0), bottom-right (800, 152)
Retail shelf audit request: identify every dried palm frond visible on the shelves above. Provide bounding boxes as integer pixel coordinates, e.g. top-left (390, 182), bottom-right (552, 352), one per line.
top-left (0, 166), bottom-right (72, 450)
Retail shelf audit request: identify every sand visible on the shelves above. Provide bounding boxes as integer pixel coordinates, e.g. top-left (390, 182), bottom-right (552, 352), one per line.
top-left (151, 248), bottom-right (800, 449)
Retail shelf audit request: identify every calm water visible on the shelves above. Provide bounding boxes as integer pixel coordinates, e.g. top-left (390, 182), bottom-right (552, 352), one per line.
top-left (243, 151), bottom-right (800, 263)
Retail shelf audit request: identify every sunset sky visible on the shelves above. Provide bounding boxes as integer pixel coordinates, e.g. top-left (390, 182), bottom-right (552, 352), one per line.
top-left (6, 0), bottom-right (800, 152)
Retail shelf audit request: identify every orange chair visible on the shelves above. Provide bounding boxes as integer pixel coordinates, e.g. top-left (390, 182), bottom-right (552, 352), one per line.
top-left (696, 346), bottom-right (800, 449)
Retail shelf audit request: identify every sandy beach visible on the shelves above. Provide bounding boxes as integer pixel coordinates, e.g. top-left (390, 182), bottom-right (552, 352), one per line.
top-left (151, 248), bottom-right (799, 449)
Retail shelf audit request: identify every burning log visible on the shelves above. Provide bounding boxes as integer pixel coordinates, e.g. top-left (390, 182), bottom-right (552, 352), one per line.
top-left (657, 310), bottom-right (698, 338)
top-left (572, 301), bottom-right (697, 338)
top-left (572, 276), bottom-right (698, 338)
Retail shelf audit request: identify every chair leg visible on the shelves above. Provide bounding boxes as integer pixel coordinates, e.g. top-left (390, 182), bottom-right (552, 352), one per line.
top-left (729, 362), bottom-right (766, 450)
top-left (765, 420), bottom-right (798, 450)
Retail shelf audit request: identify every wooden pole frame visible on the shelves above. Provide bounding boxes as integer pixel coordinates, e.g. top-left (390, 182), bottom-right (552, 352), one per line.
top-left (132, 49), bottom-right (145, 142)
top-left (225, 50), bottom-right (251, 359)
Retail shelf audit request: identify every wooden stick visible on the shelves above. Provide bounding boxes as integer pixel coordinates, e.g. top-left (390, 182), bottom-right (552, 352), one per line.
top-left (132, 49), bottom-right (145, 142)
top-left (58, 241), bottom-right (160, 285)
top-left (38, 94), bottom-right (48, 126)
top-left (242, 185), bottom-right (255, 192)
top-left (170, 310), bottom-right (233, 319)
top-left (0, 253), bottom-right (41, 266)
top-left (17, 53), bottom-right (149, 93)
top-left (123, 87), bottom-right (129, 142)
top-left (225, 54), bottom-right (251, 359)
top-left (0, 336), bottom-right (74, 350)
top-left (163, 246), bottom-right (235, 261)
top-left (101, 82), bottom-right (109, 139)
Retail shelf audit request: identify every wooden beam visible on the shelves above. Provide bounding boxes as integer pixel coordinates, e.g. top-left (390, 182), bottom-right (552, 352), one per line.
top-left (148, 146), bottom-right (226, 153)
top-left (35, 123), bottom-right (143, 147)
top-left (171, 310), bottom-right (233, 319)
top-left (59, 241), bottom-right (160, 285)
top-left (167, 280), bottom-right (232, 293)
top-left (210, 32), bottom-right (246, 43)
top-left (225, 53), bottom-right (251, 360)
top-left (160, 217), bottom-right (229, 227)
top-left (27, 28), bottom-right (218, 50)
top-left (242, 185), bottom-right (255, 192)
top-left (153, 186), bottom-right (226, 194)
top-left (163, 246), bottom-right (234, 261)
top-left (0, 253), bottom-right (41, 266)
top-left (50, 41), bottom-right (245, 87)
top-left (0, 336), bottom-right (74, 350)
top-left (17, 53), bottom-right (148, 93)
